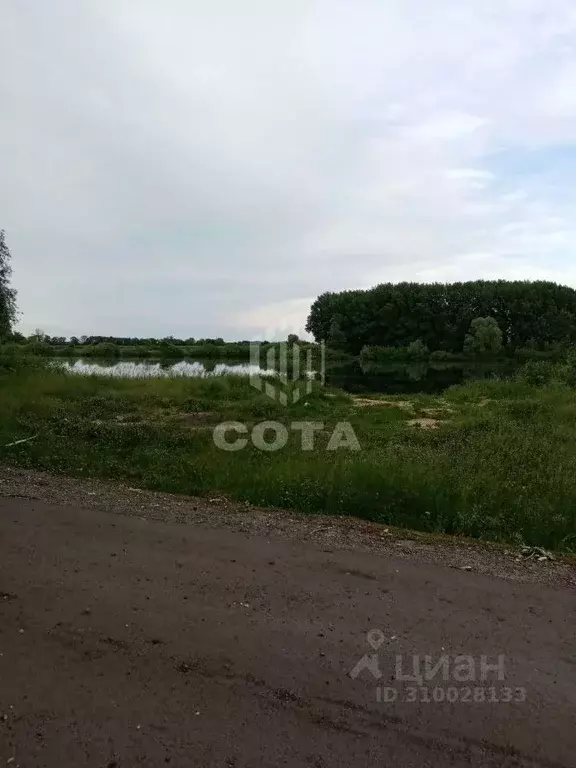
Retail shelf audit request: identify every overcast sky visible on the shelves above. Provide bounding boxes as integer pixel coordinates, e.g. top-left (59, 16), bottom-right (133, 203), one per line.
top-left (3, 1), bottom-right (576, 339)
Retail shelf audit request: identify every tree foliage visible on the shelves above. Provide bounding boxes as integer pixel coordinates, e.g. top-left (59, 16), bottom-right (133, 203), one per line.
top-left (326, 316), bottom-right (347, 350)
top-left (306, 281), bottom-right (576, 354)
top-left (0, 230), bottom-right (17, 340)
top-left (463, 317), bottom-right (503, 356)
top-left (407, 338), bottom-right (429, 359)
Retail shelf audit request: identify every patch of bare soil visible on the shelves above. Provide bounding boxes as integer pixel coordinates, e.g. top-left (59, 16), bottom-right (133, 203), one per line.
top-left (420, 407), bottom-right (454, 418)
top-left (407, 418), bottom-right (442, 430)
top-left (91, 411), bottom-right (219, 431)
top-left (173, 412), bottom-right (217, 428)
top-left (352, 397), bottom-right (414, 409)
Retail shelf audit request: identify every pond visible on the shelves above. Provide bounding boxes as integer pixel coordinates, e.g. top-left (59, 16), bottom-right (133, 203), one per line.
top-left (57, 359), bottom-right (273, 379)
top-left (57, 358), bottom-right (524, 395)
top-left (326, 361), bottom-right (523, 394)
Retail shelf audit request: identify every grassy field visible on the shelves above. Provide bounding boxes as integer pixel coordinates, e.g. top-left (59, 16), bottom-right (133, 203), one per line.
top-left (1, 363), bottom-right (576, 551)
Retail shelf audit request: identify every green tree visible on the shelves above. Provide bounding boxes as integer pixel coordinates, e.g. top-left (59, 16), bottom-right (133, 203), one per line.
top-left (159, 343), bottom-right (185, 359)
top-left (307, 281), bottom-right (576, 353)
top-left (287, 333), bottom-right (299, 345)
top-left (463, 317), bottom-right (503, 356)
top-left (0, 230), bottom-right (17, 339)
top-left (326, 316), bottom-right (347, 351)
top-left (89, 342), bottom-right (120, 358)
top-left (26, 340), bottom-right (54, 357)
top-left (407, 339), bottom-right (429, 359)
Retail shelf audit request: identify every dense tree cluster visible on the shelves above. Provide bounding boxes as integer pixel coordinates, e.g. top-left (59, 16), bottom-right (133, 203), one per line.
top-left (4, 334), bottom-right (312, 361)
top-left (19, 335), bottom-right (231, 347)
top-left (4, 336), bottom-right (264, 360)
top-left (306, 281), bottom-right (576, 354)
top-left (0, 231), bottom-right (17, 340)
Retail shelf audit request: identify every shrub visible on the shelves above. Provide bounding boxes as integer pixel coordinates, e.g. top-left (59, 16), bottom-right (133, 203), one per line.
top-left (518, 361), bottom-right (558, 387)
top-left (158, 344), bottom-right (185, 359)
top-left (0, 344), bottom-right (46, 373)
top-left (430, 350), bottom-right (462, 361)
top-left (360, 346), bottom-right (409, 364)
top-left (87, 343), bottom-right (120, 358)
top-left (406, 339), bottom-right (429, 360)
top-left (25, 341), bottom-right (54, 357)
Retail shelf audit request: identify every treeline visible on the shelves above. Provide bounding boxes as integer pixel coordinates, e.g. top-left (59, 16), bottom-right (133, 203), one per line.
top-left (306, 280), bottom-right (576, 355)
top-left (10, 333), bottom-right (245, 347)
top-left (3, 333), bottom-right (322, 361)
top-left (6, 336), bottom-right (263, 360)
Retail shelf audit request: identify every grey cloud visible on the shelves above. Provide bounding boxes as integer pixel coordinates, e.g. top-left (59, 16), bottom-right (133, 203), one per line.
top-left (2, 1), bottom-right (576, 338)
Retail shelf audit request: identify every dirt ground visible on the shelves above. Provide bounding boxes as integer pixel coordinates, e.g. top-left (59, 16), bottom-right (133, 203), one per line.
top-left (0, 467), bottom-right (575, 767)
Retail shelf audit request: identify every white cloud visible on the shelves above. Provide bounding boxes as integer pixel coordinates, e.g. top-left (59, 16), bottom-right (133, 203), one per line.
top-left (234, 298), bottom-right (315, 340)
top-left (2, 0), bottom-right (576, 337)
top-left (408, 113), bottom-right (488, 141)
top-left (446, 169), bottom-right (496, 191)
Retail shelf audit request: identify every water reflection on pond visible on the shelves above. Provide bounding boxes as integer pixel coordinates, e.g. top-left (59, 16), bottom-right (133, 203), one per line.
top-left (56, 359), bottom-right (273, 378)
top-left (328, 361), bottom-right (521, 394)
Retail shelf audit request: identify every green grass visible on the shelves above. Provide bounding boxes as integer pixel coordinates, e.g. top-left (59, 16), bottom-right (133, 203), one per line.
top-left (1, 367), bottom-right (576, 551)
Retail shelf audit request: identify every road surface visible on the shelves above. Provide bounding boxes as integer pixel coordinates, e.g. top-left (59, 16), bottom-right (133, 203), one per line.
top-left (0, 476), bottom-right (575, 767)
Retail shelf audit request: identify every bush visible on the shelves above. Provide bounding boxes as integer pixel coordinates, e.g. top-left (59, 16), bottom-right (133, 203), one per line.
top-left (429, 350), bottom-right (462, 361)
top-left (514, 347), bottom-right (563, 361)
top-left (554, 357), bottom-right (576, 387)
top-left (83, 343), bottom-right (120, 358)
top-left (0, 344), bottom-right (46, 373)
top-left (407, 339), bottom-right (429, 360)
top-left (158, 344), bottom-right (185, 359)
top-left (518, 361), bottom-right (562, 387)
top-left (55, 345), bottom-right (75, 357)
top-left (25, 341), bottom-right (54, 357)
top-left (359, 346), bottom-right (409, 364)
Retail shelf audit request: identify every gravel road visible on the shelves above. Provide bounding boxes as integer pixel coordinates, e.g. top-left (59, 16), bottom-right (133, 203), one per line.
top-left (0, 467), bottom-right (575, 767)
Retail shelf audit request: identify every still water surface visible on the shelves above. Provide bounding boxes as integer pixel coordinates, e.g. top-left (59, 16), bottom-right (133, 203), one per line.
top-left (57, 358), bottom-right (522, 395)
top-left (57, 359), bottom-right (270, 378)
